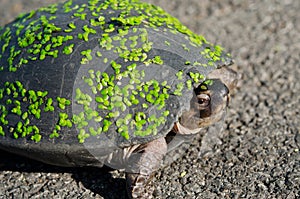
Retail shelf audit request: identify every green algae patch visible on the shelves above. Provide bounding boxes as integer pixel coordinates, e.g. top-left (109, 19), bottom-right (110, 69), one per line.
top-left (0, 81), bottom-right (46, 141)
top-left (0, 80), bottom-right (73, 142)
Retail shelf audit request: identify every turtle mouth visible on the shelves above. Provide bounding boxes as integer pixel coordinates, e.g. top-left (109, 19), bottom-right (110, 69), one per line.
top-left (197, 105), bottom-right (227, 128)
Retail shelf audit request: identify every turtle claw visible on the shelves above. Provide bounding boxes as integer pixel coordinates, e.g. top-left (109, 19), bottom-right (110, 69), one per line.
top-left (126, 173), bottom-right (155, 199)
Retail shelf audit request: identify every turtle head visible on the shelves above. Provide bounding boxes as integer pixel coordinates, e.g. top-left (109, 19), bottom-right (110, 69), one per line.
top-left (177, 66), bottom-right (240, 134)
top-left (177, 79), bottom-right (229, 133)
top-left (193, 79), bottom-right (229, 127)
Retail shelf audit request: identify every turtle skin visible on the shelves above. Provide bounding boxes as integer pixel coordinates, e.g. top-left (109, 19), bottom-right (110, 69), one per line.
top-left (0, 0), bottom-right (235, 198)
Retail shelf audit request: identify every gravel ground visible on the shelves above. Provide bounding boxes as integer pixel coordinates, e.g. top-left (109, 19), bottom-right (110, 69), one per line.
top-left (0, 0), bottom-right (299, 198)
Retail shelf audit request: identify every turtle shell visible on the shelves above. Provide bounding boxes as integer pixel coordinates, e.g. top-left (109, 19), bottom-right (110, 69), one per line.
top-left (0, 0), bottom-right (232, 166)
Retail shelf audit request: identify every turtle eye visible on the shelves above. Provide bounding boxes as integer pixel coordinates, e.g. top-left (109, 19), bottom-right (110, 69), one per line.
top-left (197, 94), bottom-right (210, 109)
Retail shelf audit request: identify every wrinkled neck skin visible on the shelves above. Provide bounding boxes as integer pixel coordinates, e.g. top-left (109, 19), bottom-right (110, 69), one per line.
top-left (176, 107), bottom-right (227, 135)
top-left (174, 109), bottom-right (204, 135)
top-left (174, 121), bottom-right (202, 135)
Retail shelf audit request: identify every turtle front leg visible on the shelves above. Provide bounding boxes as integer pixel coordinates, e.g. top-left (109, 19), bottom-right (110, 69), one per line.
top-left (125, 137), bottom-right (167, 199)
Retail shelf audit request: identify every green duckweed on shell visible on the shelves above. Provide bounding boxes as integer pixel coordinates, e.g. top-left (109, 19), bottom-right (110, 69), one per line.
top-left (0, 0), bottom-right (232, 145)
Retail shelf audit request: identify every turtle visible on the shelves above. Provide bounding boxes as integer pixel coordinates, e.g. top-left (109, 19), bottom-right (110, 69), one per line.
top-left (0, 0), bottom-right (240, 198)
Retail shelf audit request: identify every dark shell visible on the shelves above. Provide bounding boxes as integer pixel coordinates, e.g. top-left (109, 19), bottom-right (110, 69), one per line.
top-left (0, 0), bottom-right (232, 166)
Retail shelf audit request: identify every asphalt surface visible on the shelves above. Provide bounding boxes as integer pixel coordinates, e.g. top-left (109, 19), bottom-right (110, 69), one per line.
top-left (0, 0), bottom-right (299, 198)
